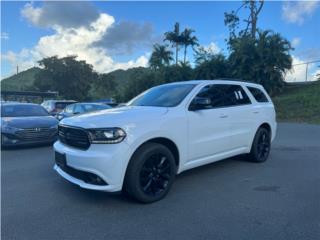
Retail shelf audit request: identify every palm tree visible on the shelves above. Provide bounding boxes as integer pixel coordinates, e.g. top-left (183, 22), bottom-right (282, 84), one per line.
top-left (181, 28), bottom-right (199, 64)
top-left (149, 44), bottom-right (173, 69)
top-left (164, 22), bottom-right (182, 65)
top-left (227, 29), bottom-right (293, 93)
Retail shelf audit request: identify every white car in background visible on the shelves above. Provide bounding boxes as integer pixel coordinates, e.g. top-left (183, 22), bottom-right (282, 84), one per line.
top-left (41, 100), bottom-right (77, 116)
top-left (54, 80), bottom-right (276, 203)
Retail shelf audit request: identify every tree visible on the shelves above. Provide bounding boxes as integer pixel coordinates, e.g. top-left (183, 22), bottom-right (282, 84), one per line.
top-left (121, 69), bottom-right (163, 102)
top-left (89, 74), bottom-right (117, 100)
top-left (149, 44), bottom-right (173, 69)
top-left (34, 56), bottom-right (98, 101)
top-left (180, 28), bottom-right (199, 64)
top-left (224, 0), bottom-right (264, 39)
top-left (162, 63), bottom-right (194, 83)
top-left (194, 54), bottom-right (229, 80)
top-left (228, 30), bottom-right (292, 94)
top-left (223, 1), bottom-right (292, 94)
top-left (194, 46), bottom-right (218, 65)
top-left (164, 22), bottom-right (182, 65)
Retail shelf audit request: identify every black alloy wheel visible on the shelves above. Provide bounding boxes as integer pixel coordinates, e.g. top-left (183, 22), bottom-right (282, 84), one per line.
top-left (257, 130), bottom-right (270, 160)
top-left (248, 127), bottom-right (271, 162)
top-left (140, 153), bottom-right (171, 197)
top-left (124, 142), bottom-right (176, 203)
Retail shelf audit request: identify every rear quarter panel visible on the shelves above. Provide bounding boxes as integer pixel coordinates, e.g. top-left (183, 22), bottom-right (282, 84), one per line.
top-left (244, 84), bottom-right (277, 143)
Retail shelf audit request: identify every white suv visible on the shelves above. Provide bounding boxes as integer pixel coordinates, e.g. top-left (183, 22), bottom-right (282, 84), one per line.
top-left (54, 80), bottom-right (276, 203)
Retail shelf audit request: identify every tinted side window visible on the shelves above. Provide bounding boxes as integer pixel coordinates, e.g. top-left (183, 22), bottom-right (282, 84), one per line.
top-left (228, 85), bottom-right (251, 105)
top-left (194, 84), bottom-right (251, 109)
top-left (65, 104), bottom-right (74, 113)
top-left (83, 104), bottom-right (96, 112)
top-left (74, 104), bottom-right (84, 113)
top-left (247, 87), bottom-right (269, 102)
top-left (55, 102), bottom-right (70, 110)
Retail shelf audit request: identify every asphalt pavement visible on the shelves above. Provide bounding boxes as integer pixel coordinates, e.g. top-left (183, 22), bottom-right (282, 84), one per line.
top-left (1, 123), bottom-right (320, 240)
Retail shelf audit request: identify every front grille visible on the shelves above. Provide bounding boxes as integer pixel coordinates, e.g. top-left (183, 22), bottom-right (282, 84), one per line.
top-left (58, 125), bottom-right (90, 150)
top-left (16, 127), bottom-right (57, 141)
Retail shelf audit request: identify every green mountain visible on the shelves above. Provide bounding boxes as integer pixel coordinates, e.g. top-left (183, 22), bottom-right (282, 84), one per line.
top-left (108, 67), bottom-right (148, 87)
top-left (1, 67), bottom-right (42, 91)
top-left (1, 66), bottom-right (148, 92)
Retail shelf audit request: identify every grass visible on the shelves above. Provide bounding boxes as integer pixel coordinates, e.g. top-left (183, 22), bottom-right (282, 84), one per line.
top-left (272, 81), bottom-right (320, 124)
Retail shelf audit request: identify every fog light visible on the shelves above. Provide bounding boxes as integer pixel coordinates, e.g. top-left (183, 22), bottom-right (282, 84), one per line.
top-left (1, 135), bottom-right (18, 144)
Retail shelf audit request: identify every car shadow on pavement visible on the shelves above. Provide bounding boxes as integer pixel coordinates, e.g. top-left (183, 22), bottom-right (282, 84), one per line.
top-left (54, 177), bottom-right (137, 205)
top-left (54, 156), bottom-right (251, 205)
top-left (51, 152), bottom-right (273, 206)
top-left (176, 155), bottom-right (247, 179)
top-left (1, 143), bottom-right (54, 151)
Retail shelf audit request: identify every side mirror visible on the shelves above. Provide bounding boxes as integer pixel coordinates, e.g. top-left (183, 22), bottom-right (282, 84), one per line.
top-left (189, 97), bottom-right (212, 111)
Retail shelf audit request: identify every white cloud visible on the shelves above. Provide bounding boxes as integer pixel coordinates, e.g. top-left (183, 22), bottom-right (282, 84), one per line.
top-left (285, 56), bottom-right (306, 82)
top-left (2, 11), bottom-right (149, 77)
top-left (113, 55), bottom-right (149, 70)
top-left (312, 69), bottom-right (320, 81)
top-left (282, 1), bottom-right (320, 25)
top-left (1, 32), bottom-right (9, 40)
top-left (21, 3), bottom-right (42, 26)
top-left (21, 2), bottom-right (155, 56)
top-left (285, 56), bottom-right (318, 82)
top-left (291, 37), bottom-right (301, 48)
top-left (93, 21), bottom-right (155, 55)
top-left (21, 2), bottom-right (99, 29)
top-left (1, 50), bottom-right (35, 72)
top-left (204, 42), bottom-right (221, 54)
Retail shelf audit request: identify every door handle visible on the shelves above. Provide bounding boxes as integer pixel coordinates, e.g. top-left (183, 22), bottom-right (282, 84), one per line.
top-left (219, 114), bottom-right (228, 118)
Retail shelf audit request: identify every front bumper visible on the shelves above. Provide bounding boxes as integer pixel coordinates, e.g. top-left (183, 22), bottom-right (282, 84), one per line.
top-left (1, 133), bottom-right (57, 147)
top-left (53, 140), bottom-right (131, 192)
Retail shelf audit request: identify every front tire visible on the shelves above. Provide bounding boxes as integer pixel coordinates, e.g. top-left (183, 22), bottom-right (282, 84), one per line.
top-left (123, 143), bottom-right (176, 203)
top-left (247, 127), bottom-right (271, 162)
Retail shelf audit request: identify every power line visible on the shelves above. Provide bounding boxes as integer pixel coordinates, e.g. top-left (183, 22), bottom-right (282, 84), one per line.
top-left (292, 59), bottom-right (320, 66)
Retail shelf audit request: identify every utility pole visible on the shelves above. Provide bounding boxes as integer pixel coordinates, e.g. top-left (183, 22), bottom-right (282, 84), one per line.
top-left (305, 63), bottom-right (308, 82)
top-left (16, 65), bottom-right (19, 75)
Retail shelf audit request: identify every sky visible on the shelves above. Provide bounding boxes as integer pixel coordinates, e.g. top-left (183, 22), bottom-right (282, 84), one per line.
top-left (1, 1), bottom-right (320, 81)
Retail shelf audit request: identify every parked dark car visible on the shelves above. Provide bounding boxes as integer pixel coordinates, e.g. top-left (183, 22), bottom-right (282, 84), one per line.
top-left (1, 103), bottom-right (58, 147)
top-left (41, 100), bottom-right (77, 116)
top-left (56, 103), bottom-right (112, 120)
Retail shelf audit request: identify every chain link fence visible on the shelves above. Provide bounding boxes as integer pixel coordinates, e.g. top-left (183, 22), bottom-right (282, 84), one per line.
top-left (284, 60), bottom-right (320, 83)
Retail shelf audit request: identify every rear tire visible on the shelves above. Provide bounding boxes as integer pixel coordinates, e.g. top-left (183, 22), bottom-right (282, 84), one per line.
top-left (247, 127), bottom-right (271, 162)
top-left (123, 143), bottom-right (176, 203)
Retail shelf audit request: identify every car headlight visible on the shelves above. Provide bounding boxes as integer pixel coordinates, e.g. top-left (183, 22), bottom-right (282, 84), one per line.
top-left (50, 125), bottom-right (58, 129)
top-left (1, 125), bottom-right (20, 133)
top-left (87, 128), bottom-right (126, 144)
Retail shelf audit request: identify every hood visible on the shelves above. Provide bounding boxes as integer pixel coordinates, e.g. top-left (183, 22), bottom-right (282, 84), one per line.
top-left (2, 116), bottom-right (58, 129)
top-left (60, 106), bottom-right (168, 128)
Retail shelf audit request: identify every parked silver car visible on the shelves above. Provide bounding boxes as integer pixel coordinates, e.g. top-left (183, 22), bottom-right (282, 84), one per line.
top-left (41, 100), bottom-right (77, 116)
top-left (56, 103), bottom-right (112, 120)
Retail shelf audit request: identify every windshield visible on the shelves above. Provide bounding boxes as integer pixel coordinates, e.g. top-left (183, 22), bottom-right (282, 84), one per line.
top-left (55, 102), bottom-right (74, 111)
top-left (128, 84), bottom-right (196, 107)
top-left (1, 105), bottom-right (49, 117)
top-left (82, 104), bottom-right (111, 111)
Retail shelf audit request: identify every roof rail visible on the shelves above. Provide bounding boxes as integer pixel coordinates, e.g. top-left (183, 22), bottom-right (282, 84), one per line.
top-left (214, 78), bottom-right (256, 83)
